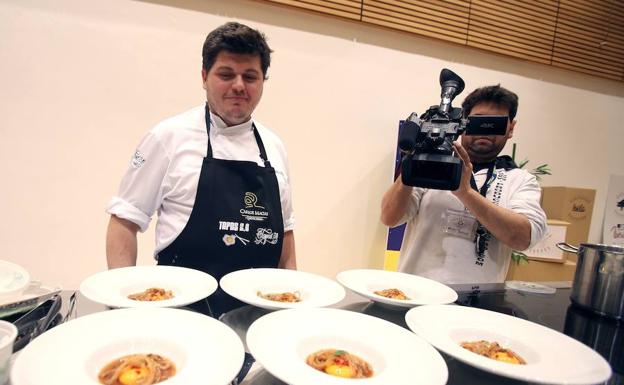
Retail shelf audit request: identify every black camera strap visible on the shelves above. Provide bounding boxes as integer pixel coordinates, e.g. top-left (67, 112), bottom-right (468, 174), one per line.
top-left (468, 156), bottom-right (518, 264)
top-left (469, 163), bottom-right (496, 264)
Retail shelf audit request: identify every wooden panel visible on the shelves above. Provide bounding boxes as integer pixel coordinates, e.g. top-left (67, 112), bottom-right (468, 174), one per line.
top-left (467, 0), bottom-right (558, 61)
top-left (255, 0), bottom-right (624, 81)
top-left (552, 59), bottom-right (623, 80)
top-left (262, 0), bottom-right (362, 20)
top-left (364, 0), bottom-right (470, 21)
top-left (468, 40), bottom-right (553, 65)
top-left (552, 0), bottom-right (624, 81)
top-left (361, 0), bottom-right (470, 43)
top-left (362, 15), bottom-right (468, 44)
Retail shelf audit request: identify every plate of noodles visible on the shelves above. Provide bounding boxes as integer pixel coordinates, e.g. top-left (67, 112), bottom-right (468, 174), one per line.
top-left (219, 268), bottom-right (345, 310)
top-left (79, 265), bottom-right (218, 308)
top-left (336, 269), bottom-right (457, 308)
top-left (11, 307), bottom-right (245, 385)
top-left (247, 307), bottom-right (448, 385)
top-left (405, 305), bottom-right (612, 384)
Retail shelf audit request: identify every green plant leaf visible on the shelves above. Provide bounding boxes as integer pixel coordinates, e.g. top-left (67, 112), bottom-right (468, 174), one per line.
top-left (518, 159), bottom-right (529, 169)
top-left (511, 251), bottom-right (530, 265)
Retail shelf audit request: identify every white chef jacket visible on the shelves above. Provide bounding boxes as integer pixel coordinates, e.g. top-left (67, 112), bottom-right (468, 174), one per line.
top-left (106, 105), bottom-right (295, 255)
top-left (396, 167), bottom-right (546, 283)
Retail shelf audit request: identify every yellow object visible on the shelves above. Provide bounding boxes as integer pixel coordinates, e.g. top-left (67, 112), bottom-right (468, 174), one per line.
top-left (325, 364), bottom-right (354, 378)
top-left (383, 250), bottom-right (400, 271)
top-left (493, 351), bottom-right (522, 364)
top-left (119, 366), bottom-right (149, 385)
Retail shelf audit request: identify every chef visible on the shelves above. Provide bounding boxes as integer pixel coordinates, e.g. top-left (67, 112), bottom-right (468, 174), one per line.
top-left (105, 21), bottom-right (296, 317)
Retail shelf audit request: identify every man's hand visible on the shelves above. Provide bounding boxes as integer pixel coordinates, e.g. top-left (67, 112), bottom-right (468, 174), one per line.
top-left (449, 141), bottom-right (532, 250)
top-left (452, 140), bottom-right (474, 199)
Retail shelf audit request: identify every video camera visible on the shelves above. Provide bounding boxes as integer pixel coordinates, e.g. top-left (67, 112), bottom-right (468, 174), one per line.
top-left (399, 69), bottom-right (508, 190)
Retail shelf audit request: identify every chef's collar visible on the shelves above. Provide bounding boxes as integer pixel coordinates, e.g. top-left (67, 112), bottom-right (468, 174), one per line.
top-left (209, 110), bottom-right (253, 136)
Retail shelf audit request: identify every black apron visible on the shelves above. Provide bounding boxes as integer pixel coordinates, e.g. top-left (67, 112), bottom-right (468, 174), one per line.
top-left (158, 105), bottom-right (284, 317)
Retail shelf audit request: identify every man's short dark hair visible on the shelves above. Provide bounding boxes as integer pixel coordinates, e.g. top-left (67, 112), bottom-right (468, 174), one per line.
top-left (202, 21), bottom-right (272, 78)
top-left (461, 84), bottom-right (519, 121)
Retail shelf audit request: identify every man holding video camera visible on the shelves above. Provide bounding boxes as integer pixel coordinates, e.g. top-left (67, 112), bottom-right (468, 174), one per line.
top-left (381, 85), bottom-right (546, 283)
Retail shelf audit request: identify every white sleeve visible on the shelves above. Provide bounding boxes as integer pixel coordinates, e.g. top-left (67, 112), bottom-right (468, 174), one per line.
top-left (508, 173), bottom-right (547, 249)
top-left (106, 132), bottom-right (170, 232)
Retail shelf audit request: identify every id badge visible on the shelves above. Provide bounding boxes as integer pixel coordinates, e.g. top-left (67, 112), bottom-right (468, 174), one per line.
top-left (442, 209), bottom-right (477, 239)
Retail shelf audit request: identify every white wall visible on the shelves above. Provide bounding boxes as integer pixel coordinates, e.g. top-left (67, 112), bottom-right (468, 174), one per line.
top-left (1, 0), bottom-right (623, 289)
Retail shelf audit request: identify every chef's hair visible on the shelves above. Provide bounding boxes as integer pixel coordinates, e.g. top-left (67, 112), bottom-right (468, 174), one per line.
top-left (461, 84), bottom-right (519, 121)
top-left (202, 21), bottom-right (273, 79)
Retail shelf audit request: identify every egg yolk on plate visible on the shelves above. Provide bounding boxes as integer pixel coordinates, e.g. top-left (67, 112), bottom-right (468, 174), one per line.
top-left (118, 365), bottom-right (149, 385)
top-left (325, 364), bottom-right (354, 378)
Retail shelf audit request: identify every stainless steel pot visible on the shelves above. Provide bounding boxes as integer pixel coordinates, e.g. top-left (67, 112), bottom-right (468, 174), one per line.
top-left (557, 242), bottom-right (624, 320)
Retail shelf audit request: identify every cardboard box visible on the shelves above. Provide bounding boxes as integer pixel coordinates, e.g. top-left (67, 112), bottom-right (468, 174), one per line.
top-left (524, 219), bottom-right (570, 263)
top-left (541, 186), bottom-right (596, 262)
top-left (506, 259), bottom-right (577, 282)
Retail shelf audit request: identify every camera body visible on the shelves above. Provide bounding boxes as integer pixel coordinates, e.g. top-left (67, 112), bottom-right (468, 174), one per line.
top-left (399, 69), bottom-right (508, 190)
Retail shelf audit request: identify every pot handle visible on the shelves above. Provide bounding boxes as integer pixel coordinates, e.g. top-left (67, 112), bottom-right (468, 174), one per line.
top-left (557, 242), bottom-right (579, 253)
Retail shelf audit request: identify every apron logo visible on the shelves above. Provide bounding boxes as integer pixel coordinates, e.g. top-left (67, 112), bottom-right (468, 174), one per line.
top-left (244, 192), bottom-right (265, 209)
top-left (131, 150), bottom-right (146, 168)
top-left (219, 221), bottom-right (250, 232)
top-left (240, 192), bottom-right (269, 222)
top-left (223, 234), bottom-right (249, 246)
top-left (254, 228), bottom-right (279, 245)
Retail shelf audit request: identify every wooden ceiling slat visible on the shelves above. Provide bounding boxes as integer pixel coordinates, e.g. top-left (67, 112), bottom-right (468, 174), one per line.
top-left (263, 0), bottom-right (361, 19)
top-left (472, 0), bottom-right (559, 19)
top-left (552, 54), bottom-right (623, 74)
top-left (363, 0), bottom-right (470, 20)
top-left (469, 8), bottom-right (557, 31)
top-left (559, 0), bottom-right (624, 20)
top-left (467, 40), bottom-right (553, 64)
top-left (362, 10), bottom-right (468, 38)
top-left (555, 24), bottom-right (624, 49)
top-left (362, 15), bottom-right (468, 44)
top-left (552, 61), bottom-right (623, 80)
top-left (553, 49), bottom-right (624, 71)
top-left (552, 56), bottom-right (623, 77)
top-left (557, 1), bottom-right (624, 36)
top-left (256, 0), bottom-right (624, 82)
top-left (554, 38), bottom-right (624, 61)
top-left (468, 20), bottom-right (556, 49)
top-left (363, 3), bottom-right (469, 32)
top-left (468, 32), bottom-right (554, 59)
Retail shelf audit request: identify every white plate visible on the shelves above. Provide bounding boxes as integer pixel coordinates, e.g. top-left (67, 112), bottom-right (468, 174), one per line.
top-left (336, 269), bottom-right (458, 308)
top-left (247, 307), bottom-right (448, 385)
top-left (0, 260), bottom-right (30, 299)
top-left (405, 305), bottom-right (612, 385)
top-left (79, 265), bottom-right (218, 308)
top-left (11, 307), bottom-right (244, 385)
top-left (0, 281), bottom-right (61, 318)
top-left (219, 268), bottom-right (345, 310)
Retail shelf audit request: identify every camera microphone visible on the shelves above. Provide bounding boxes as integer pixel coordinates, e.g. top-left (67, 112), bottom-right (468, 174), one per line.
top-left (398, 113), bottom-right (421, 153)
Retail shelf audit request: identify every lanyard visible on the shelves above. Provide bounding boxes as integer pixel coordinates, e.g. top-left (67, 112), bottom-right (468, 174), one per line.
top-left (469, 163), bottom-right (496, 260)
top-left (469, 163), bottom-right (496, 198)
